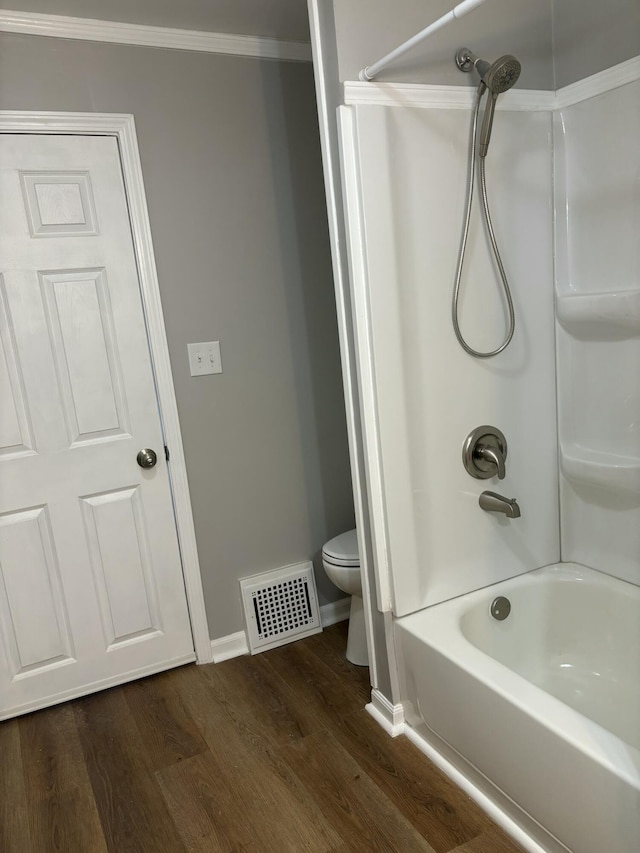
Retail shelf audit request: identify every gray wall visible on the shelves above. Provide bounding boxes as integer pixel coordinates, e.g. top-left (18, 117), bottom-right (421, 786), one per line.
top-left (0, 32), bottom-right (354, 639)
top-left (552, 0), bottom-right (640, 88)
top-left (1, 0), bottom-right (311, 41)
top-left (330, 0), bottom-right (640, 90)
top-left (332, 0), bottom-right (554, 88)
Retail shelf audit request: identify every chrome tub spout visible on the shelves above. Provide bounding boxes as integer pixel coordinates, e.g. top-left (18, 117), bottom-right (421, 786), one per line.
top-left (479, 491), bottom-right (521, 518)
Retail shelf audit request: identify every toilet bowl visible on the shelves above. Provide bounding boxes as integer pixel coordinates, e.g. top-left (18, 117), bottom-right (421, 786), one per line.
top-left (321, 528), bottom-right (368, 666)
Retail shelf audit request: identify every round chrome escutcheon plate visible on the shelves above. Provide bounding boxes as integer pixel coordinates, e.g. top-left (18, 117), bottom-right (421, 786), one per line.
top-left (491, 596), bottom-right (511, 621)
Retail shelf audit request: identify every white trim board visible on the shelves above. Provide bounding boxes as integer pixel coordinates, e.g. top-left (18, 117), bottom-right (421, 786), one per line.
top-left (211, 631), bottom-right (248, 664)
top-left (364, 696), bottom-right (563, 849)
top-left (344, 54), bottom-right (640, 111)
top-left (0, 8), bottom-right (311, 62)
top-left (366, 689), bottom-right (405, 737)
top-left (344, 81), bottom-right (555, 111)
top-left (402, 725), bottom-right (565, 853)
top-left (555, 55), bottom-right (640, 108)
top-left (320, 596), bottom-right (351, 627)
top-left (209, 596), bottom-right (351, 664)
top-left (0, 110), bottom-right (213, 664)
top-left (337, 106), bottom-right (394, 615)
top-left (307, 0), bottom-right (382, 692)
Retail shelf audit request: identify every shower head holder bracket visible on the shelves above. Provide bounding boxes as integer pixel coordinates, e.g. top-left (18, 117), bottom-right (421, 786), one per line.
top-left (455, 47), bottom-right (474, 72)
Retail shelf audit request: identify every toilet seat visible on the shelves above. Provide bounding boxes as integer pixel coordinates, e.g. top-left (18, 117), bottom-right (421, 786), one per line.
top-left (322, 554), bottom-right (358, 568)
top-left (322, 528), bottom-right (359, 566)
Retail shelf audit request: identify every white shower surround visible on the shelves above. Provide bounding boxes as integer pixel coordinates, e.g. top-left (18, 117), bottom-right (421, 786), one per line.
top-left (340, 82), bottom-right (558, 617)
top-left (340, 57), bottom-right (640, 852)
top-left (555, 75), bottom-right (640, 584)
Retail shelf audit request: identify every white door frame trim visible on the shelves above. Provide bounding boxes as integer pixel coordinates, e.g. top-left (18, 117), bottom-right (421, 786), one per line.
top-left (0, 110), bottom-right (212, 663)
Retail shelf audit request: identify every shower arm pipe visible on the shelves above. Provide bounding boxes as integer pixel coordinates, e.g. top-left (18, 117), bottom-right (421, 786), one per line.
top-left (359, 0), bottom-right (488, 82)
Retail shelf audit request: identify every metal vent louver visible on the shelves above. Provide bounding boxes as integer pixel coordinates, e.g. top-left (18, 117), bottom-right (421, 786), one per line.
top-left (240, 561), bottom-right (321, 653)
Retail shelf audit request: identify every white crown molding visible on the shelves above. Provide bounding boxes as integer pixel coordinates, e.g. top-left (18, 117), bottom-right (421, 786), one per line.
top-left (344, 55), bottom-right (640, 112)
top-left (344, 81), bottom-right (555, 111)
top-left (0, 8), bottom-right (312, 62)
top-left (555, 55), bottom-right (640, 109)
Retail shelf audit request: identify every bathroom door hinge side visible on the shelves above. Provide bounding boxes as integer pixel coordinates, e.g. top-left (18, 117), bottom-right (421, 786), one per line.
top-left (164, 445), bottom-right (170, 462)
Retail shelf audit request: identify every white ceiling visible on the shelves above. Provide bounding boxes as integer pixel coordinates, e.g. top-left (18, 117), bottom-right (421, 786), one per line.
top-left (4, 0), bottom-right (311, 42)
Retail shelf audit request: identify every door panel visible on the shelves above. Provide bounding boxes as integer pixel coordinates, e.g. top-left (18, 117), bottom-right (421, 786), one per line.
top-left (0, 280), bottom-right (35, 458)
top-left (0, 505), bottom-right (73, 677)
top-left (20, 170), bottom-right (98, 238)
top-left (0, 134), bottom-right (194, 719)
top-left (80, 486), bottom-right (161, 647)
top-left (40, 267), bottom-right (130, 445)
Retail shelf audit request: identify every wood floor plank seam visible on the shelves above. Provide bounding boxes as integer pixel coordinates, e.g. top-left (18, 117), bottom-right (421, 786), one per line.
top-left (2, 623), bottom-right (522, 853)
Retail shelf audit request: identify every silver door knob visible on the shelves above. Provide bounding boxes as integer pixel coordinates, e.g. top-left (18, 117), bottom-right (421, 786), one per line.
top-left (137, 448), bottom-right (157, 469)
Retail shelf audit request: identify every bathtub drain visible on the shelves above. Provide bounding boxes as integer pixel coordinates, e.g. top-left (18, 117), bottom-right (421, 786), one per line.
top-left (491, 596), bottom-right (511, 620)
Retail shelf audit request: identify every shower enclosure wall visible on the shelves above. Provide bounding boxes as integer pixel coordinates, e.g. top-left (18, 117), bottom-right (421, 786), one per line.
top-left (339, 88), bottom-right (558, 617)
top-left (322, 11), bottom-right (639, 853)
top-left (340, 57), bottom-right (640, 615)
top-left (555, 75), bottom-right (640, 580)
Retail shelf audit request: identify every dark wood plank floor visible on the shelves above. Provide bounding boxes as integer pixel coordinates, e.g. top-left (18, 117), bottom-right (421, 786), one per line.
top-left (1, 623), bottom-right (522, 852)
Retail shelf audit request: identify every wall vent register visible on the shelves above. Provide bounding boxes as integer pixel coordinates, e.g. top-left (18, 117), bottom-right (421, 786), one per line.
top-left (240, 561), bottom-right (321, 653)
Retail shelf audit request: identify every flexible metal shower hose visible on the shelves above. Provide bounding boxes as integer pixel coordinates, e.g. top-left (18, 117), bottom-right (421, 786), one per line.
top-left (452, 83), bottom-right (515, 358)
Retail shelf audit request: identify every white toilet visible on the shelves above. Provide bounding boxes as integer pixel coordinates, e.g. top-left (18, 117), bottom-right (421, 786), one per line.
top-left (321, 528), bottom-right (368, 666)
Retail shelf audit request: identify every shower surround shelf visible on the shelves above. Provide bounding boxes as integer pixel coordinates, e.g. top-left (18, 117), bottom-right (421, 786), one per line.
top-left (561, 444), bottom-right (640, 493)
top-left (556, 288), bottom-right (640, 339)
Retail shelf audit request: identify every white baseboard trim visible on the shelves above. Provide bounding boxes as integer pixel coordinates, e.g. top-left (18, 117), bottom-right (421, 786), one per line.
top-left (0, 8), bottom-right (312, 62)
top-left (320, 596), bottom-right (351, 627)
top-left (210, 630), bottom-right (249, 663)
top-left (209, 596), bottom-right (351, 664)
top-left (366, 688), bottom-right (405, 737)
top-left (403, 724), bottom-right (566, 853)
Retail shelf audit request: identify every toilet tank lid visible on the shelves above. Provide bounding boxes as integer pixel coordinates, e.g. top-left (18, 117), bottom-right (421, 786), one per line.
top-left (322, 528), bottom-right (359, 562)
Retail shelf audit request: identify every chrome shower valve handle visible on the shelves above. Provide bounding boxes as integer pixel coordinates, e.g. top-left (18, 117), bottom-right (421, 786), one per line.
top-left (476, 442), bottom-right (506, 479)
top-left (463, 425), bottom-right (508, 480)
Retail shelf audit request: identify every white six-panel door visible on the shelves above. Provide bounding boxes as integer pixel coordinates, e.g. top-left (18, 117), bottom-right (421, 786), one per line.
top-left (0, 134), bottom-right (194, 719)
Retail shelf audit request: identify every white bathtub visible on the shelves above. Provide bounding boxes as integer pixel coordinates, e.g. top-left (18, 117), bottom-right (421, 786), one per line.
top-left (395, 563), bottom-right (640, 853)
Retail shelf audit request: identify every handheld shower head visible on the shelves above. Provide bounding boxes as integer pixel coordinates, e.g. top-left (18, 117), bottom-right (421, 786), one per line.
top-left (455, 48), bottom-right (521, 156)
top-left (456, 49), bottom-right (521, 92)
top-left (479, 55), bottom-right (521, 93)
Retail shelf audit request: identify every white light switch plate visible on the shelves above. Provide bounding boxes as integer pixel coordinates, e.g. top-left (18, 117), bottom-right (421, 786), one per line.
top-left (188, 341), bottom-right (222, 376)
